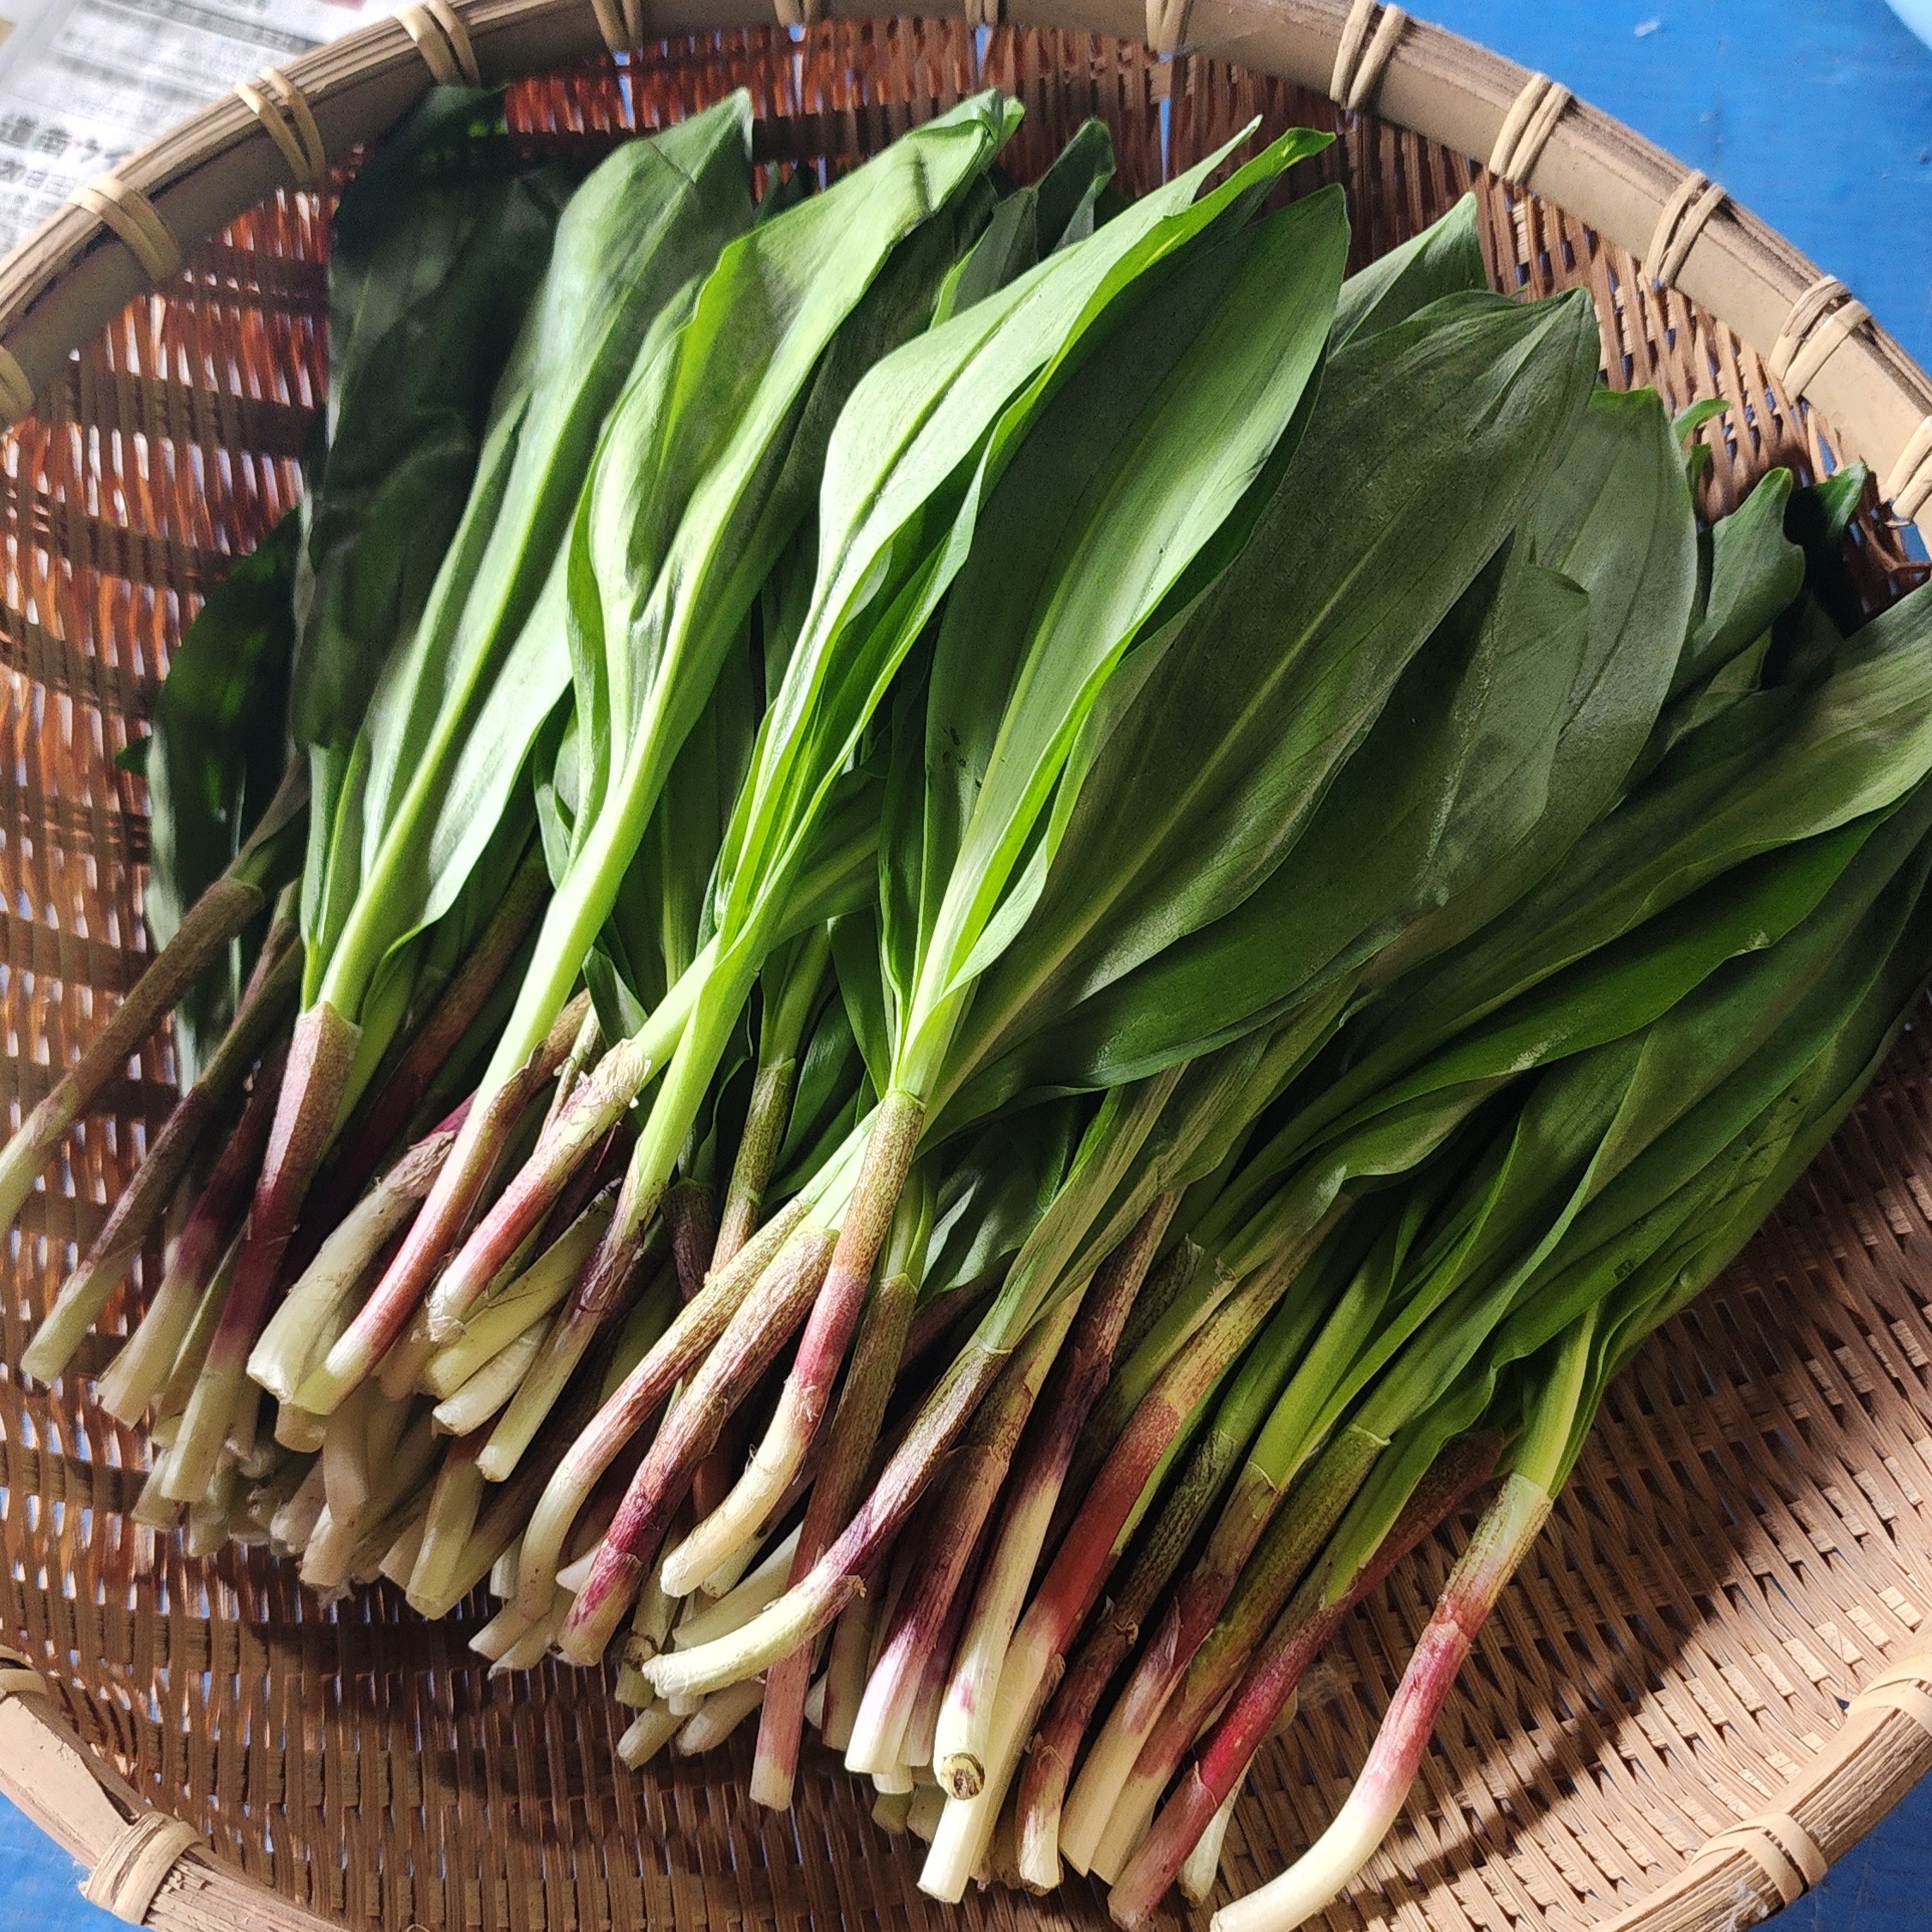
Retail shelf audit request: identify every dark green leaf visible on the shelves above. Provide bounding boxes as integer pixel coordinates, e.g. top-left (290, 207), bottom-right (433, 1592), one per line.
top-left (145, 512), bottom-right (299, 1081)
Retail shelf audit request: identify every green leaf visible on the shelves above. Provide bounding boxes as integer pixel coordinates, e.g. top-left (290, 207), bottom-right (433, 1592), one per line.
top-left (625, 126), bottom-right (1343, 1214)
top-left (293, 87), bottom-right (573, 755)
top-left (920, 1097), bottom-right (1088, 1301)
top-left (887, 184), bottom-right (1350, 1099)
top-left (1785, 460), bottom-right (1870, 636)
top-left (975, 543), bottom-right (1586, 1099)
top-left (1669, 466), bottom-right (1802, 699)
top-left (142, 514), bottom-right (299, 1082)
top-left (1330, 193), bottom-right (1486, 346)
top-left (478, 93), bottom-right (1013, 1106)
top-left (932, 119), bottom-right (1115, 323)
top-left (1673, 397), bottom-right (1730, 443)
top-left (312, 94), bottom-right (757, 1018)
top-left (1341, 579), bottom-right (1932, 1106)
top-left (942, 285), bottom-right (1603, 1115)
top-left (1359, 383), bottom-right (1700, 981)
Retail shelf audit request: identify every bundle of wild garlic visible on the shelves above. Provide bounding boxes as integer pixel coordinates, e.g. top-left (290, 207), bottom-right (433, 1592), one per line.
top-left (13, 82), bottom-right (1930, 1931)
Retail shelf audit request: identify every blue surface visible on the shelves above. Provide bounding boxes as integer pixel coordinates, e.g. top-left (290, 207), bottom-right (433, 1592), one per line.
top-left (1423, 0), bottom-right (1932, 371)
top-left (3, 4), bottom-right (1932, 1929)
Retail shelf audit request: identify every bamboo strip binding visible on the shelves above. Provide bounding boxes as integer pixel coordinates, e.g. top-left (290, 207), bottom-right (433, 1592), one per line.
top-left (1645, 167), bottom-right (1727, 290)
top-left (1, 10), bottom-right (1931, 1932)
top-left (1883, 415), bottom-right (1932, 522)
top-left (1693, 1812), bottom-right (1827, 1911)
top-left (397, 0), bottom-right (484, 86)
top-left (68, 170), bottom-right (181, 282)
top-left (1328, 0), bottom-right (1406, 112)
top-left (1770, 273), bottom-right (1873, 400)
top-left (234, 69), bottom-right (329, 188)
top-left (1487, 70), bottom-right (1571, 184)
top-left (82, 1814), bottom-right (204, 1925)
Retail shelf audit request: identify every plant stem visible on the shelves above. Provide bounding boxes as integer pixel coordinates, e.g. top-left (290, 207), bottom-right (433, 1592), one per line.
top-left (310, 990), bottom-right (596, 1410)
top-left (1180, 1785), bottom-right (1240, 1906)
top-left (934, 1195), bottom-right (1176, 1807)
top-left (432, 1325), bottom-right (543, 1435)
top-left (821, 1589), bottom-right (877, 1756)
top-left (670, 1525), bottom-right (801, 1650)
top-left (555, 1219), bottom-right (840, 1663)
top-left (254, 1102), bottom-right (467, 1404)
top-left (1109, 1239), bottom-right (1200, 1394)
top-left (915, 1260), bottom-right (1293, 1902)
top-left (903, 1519), bottom-right (987, 1773)
top-left (540, 1000), bottom-right (603, 1137)
top-left (1085, 1422), bottom-right (1391, 1885)
top-left (1106, 1432), bottom-right (1500, 1929)
top-left (1203, 1324), bottom-right (1593, 1932)
top-left (511, 1197), bottom-right (813, 1617)
top-left (420, 1192), bottom-right (614, 1400)
top-left (644, 1320), bottom-right (1034, 1702)
top-left (304, 844), bottom-right (551, 1245)
top-left (619, 1702), bottom-right (682, 1770)
top-left (718, 1060), bottom-right (796, 1262)
top-left (1035, 1271), bottom-right (1340, 1878)
top-left (405, 1343), bottom-right (614, 1621)
top-left (163, 1004), bottom-right (365, 1503)
top-left (677, 1676), bottom-right (767, 1755)
top-left (0, 761), bottom-right (305, 1238)
top-left (664, 1180), bottom-right (733, 1518)
top-left (94, 1035), bottom-right (287, 1426)
top-left (420, 1022), bottom-right (658, 1345)
top-left (406, 1431), bottom-right (490, 1611)
top-left (662, 1089), bottom-right (925, 1600)
top-left (25, 923), bottom-right (300, 1385)
top-left (845, 1300), bottom-right (1078, 1778)
top-left (1208, 1468), bottom-right (1555, 1932)
top-left (477, 1184), bottom-right (661, 1482)
top-left (752, 1253), bottom-right (921, 1808)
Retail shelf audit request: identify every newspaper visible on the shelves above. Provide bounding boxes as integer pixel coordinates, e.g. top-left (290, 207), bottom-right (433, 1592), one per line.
top-left (0, 0), bottom-right (396, 254)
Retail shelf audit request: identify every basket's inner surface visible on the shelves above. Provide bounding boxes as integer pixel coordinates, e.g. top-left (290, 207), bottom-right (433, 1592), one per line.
top-left (4, 21), bottom-right (1932, 1931)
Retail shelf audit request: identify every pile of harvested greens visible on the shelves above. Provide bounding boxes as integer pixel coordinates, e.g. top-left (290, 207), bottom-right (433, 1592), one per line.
top-left (11, 84), bottom-right (1932, 1931)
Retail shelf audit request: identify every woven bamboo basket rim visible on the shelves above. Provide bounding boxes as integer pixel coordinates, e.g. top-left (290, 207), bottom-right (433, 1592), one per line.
top-left (0, 0), bottom-right (1927, 544)
top-left (2, 5), bottom-right (1932, 1932)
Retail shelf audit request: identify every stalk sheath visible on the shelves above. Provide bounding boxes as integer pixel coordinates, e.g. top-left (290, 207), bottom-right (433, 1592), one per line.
top-left (845, 1300), bottom-right (1078, 1778)
top-left (311, 990), bottom-right (596, 1410)
top-left (1208, 1472), bottom-right (1553, 1932)
top-left (935, 1196), bottom-right (1174, 1804)
top-left (663, 1090), bottom-right (923, 1597)
top-left (752, 1257), bottom-right (919, 1807)
top-left (555, 1220), bottom-right (839, 1660)
top-left (1106, 1433), bottom-right (1500, 1927)
top-left (0, 763), bottom-right (305, 1238)
top-left (27, 929), bottom-right (300, 1386)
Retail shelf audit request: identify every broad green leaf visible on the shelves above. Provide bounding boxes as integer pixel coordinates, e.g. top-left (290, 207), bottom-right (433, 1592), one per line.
top-left (474, 93), bottom-right (1013, 1105)
top-left (969, 543), bottom-right (1585, 1098)
top-left (887, 184), bottom-right (1350, 1099)
top-left (293, 87), bottom-right (572, 754)
top-left (1669, 466), bottom-right (1802, 698)
top-left (1354, 384), bottom-right (1700, 991)
top-left (1342, 579), bottom-right (1932, 1101)
top-left (312, 95), bottom-right (756, 1017)
top-left (1330, 193), bottom-right (1486, 346)
top-left (610, 127), bottom-right (1341, 1212)
top-left (939, 286), bottom-right (1603, 1114)
top-left (932, 118), bottom-right (1114, 323)
top-left (710, 124), bottom-right (1335, 959)
top-left (138, 513), bottom-right (299, 1081)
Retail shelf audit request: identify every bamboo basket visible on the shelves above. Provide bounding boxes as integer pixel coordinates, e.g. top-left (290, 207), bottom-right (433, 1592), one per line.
top-left (2, 3), bottom-right (1931, 1929)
